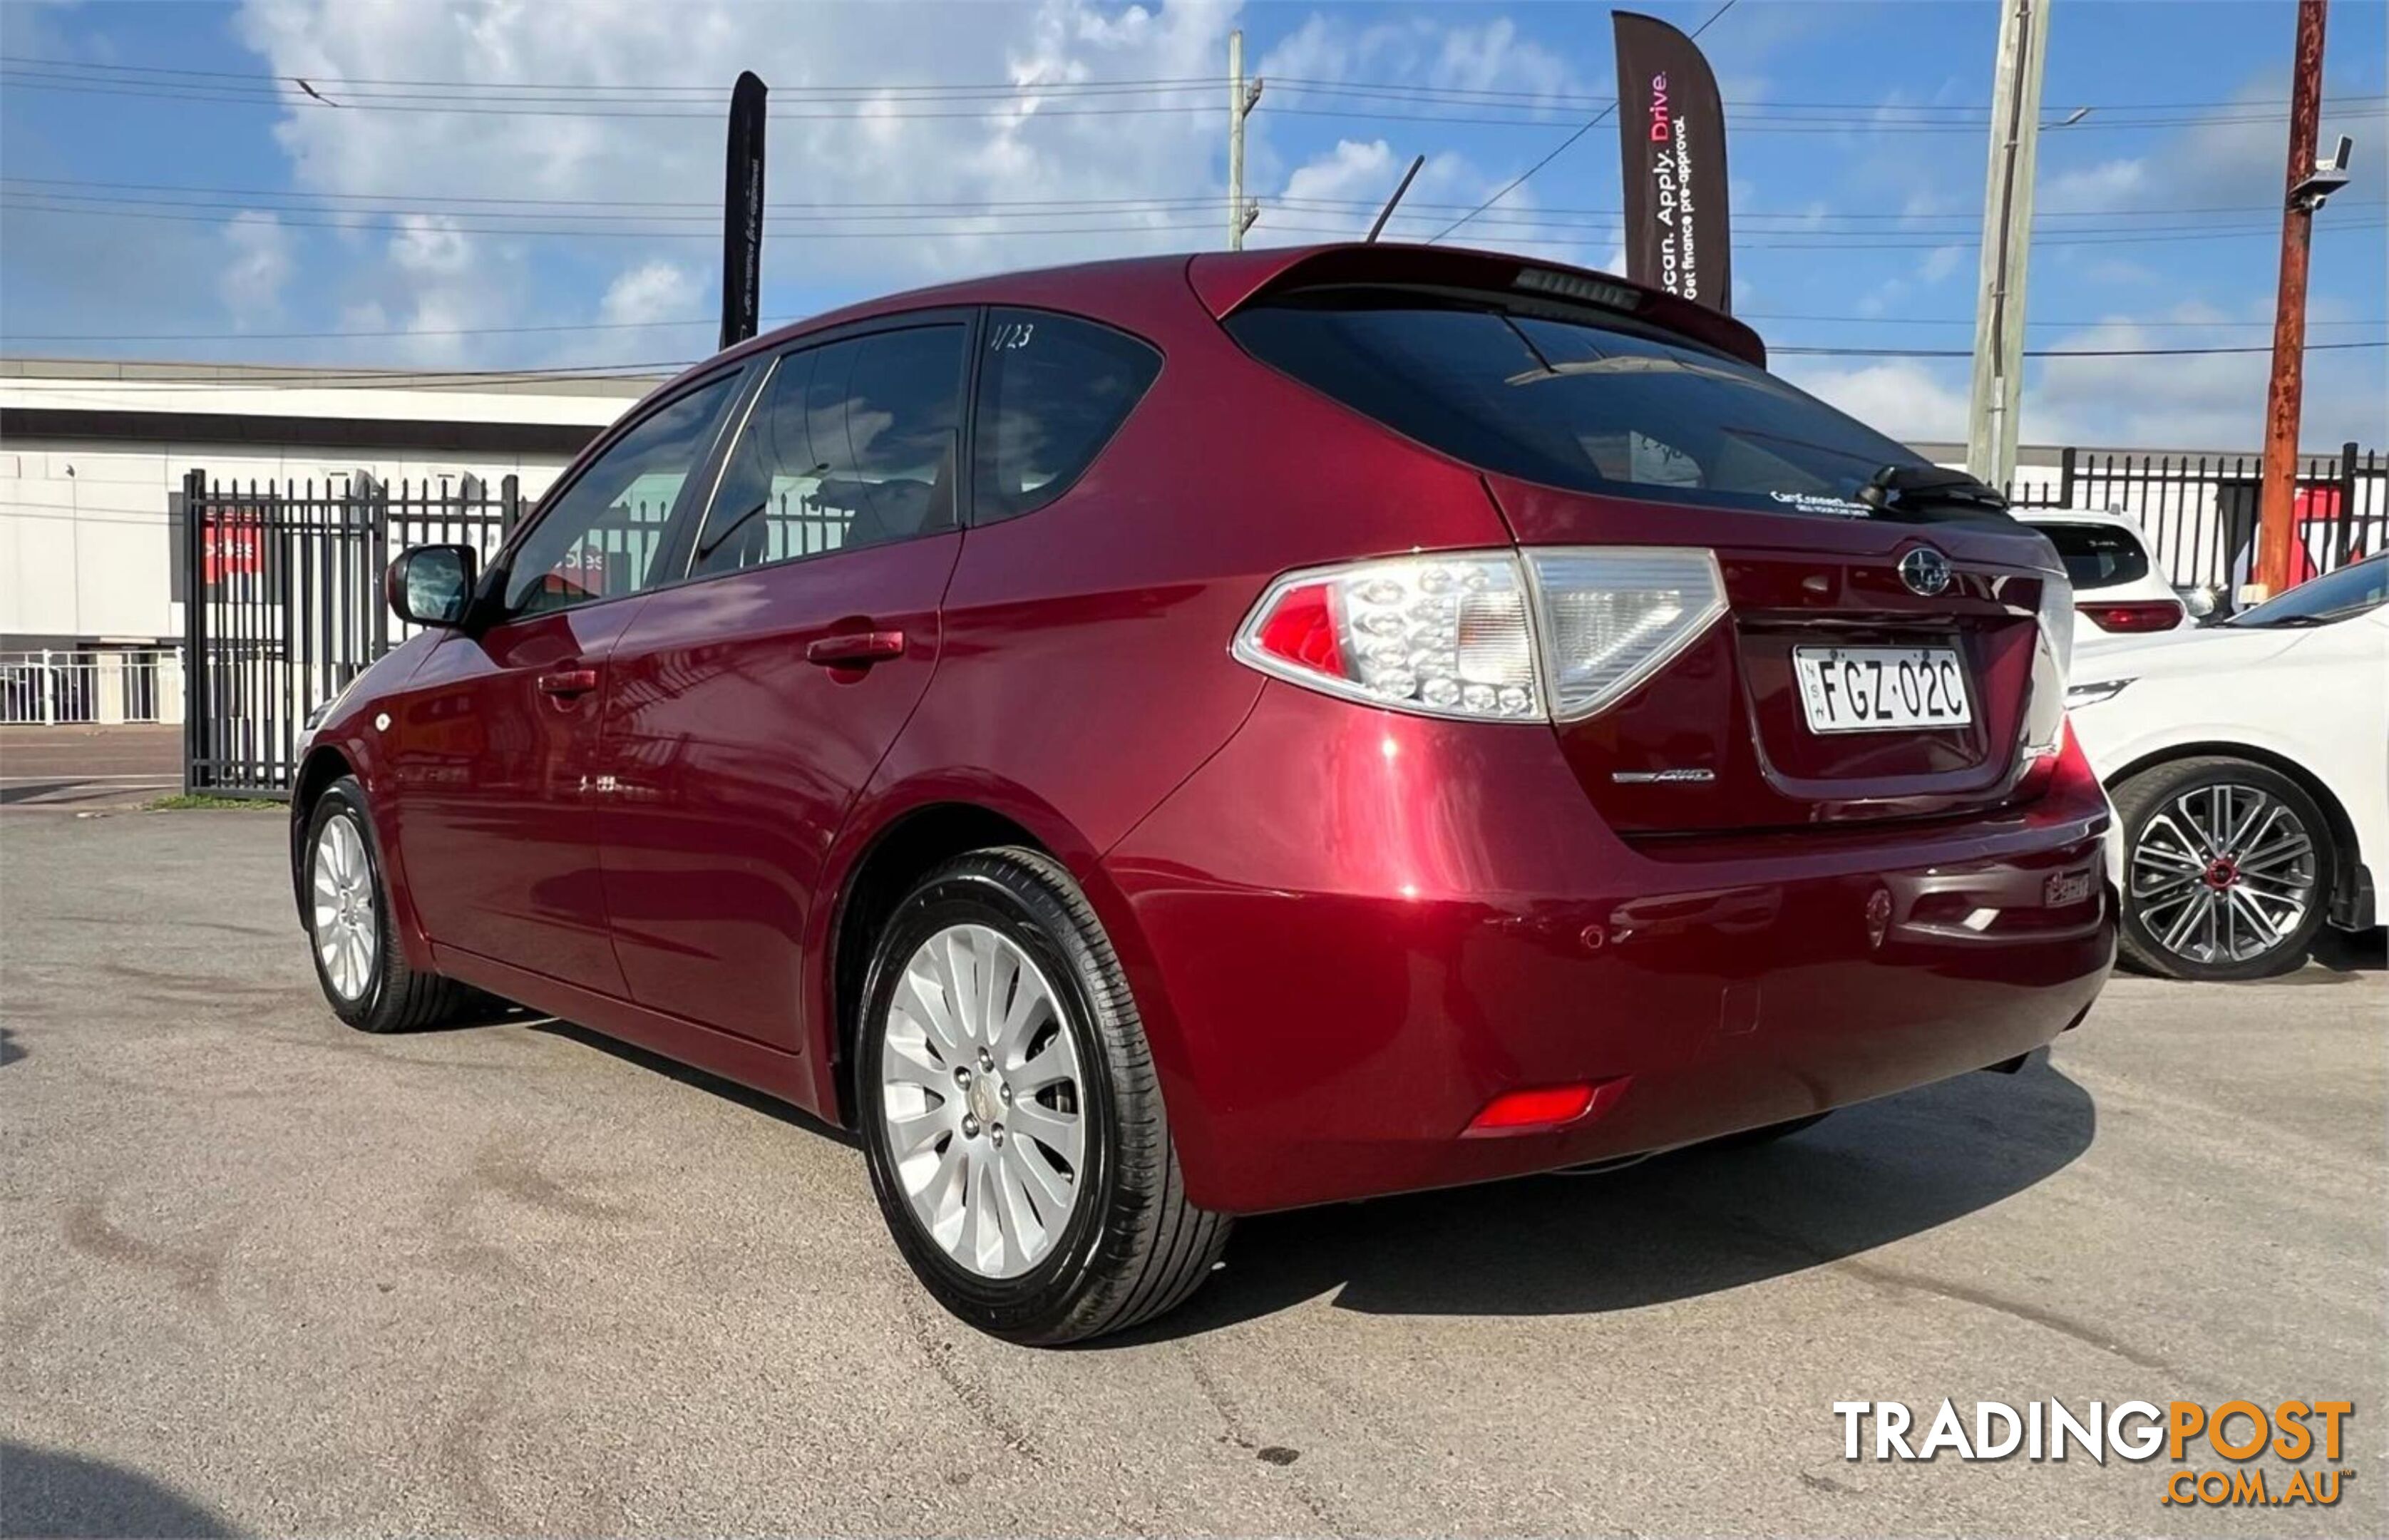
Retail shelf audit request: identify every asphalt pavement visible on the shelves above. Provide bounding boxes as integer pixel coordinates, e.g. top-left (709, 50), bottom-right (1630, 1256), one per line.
top-left (1, 809), bottom-right (2382, 1536)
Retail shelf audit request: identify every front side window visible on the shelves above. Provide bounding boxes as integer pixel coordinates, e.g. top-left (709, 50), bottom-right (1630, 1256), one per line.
top-left (691, 325), bottom-right (965, 578)
top-left (1225, 292), bottom-right (1936, 518)
top-left (505, 373), bottom-right (739, 615)
top-left (972, 309), bottom-right (1161, 523)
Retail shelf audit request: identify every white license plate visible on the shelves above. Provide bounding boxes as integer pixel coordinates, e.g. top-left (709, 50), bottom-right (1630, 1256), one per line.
top-left (1792, 646), bottom-right (1972, 734)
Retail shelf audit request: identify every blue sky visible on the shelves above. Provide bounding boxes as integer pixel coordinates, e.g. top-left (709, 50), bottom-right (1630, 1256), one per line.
top-left (2, 0), bottom-right (2383, 448)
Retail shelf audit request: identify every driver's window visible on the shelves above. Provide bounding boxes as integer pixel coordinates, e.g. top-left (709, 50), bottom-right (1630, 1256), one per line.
top-left (504, 373), bottom-right (739, 615)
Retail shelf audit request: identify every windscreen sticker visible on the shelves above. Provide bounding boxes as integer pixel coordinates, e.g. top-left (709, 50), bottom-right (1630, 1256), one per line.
top-left (1769, 491), bottom-right (1874, 518)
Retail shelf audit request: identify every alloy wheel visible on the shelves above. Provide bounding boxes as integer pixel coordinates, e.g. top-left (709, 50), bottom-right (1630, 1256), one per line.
top-left (311, 813), bottom-right (379, 1000)
top-left (877, 923), bottom-right (1087, 1280)
top-left (2129, 781), bottom-right (2317, 967)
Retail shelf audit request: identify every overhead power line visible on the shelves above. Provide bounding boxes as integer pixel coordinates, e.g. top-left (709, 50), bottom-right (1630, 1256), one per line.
top-left (11, 175), bottom-right (2375, 227)
top-left (16, 338), bottom-right (2380, 392)
top-left (1429, 0), bottom-right (1740, 245)
top-left (5, 59), bottom-right (2382, 132)
top-left (11, 192), bottom-right (2382, 250)
top-left (11, 309), bottom-right (2380, 346)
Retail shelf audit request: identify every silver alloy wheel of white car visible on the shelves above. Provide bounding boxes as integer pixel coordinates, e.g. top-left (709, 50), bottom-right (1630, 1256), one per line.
top-left (310, 813), bottom-right (379, 1001)
top-left (877, 923), bottom-right (1088, 1279)
top-left (2129, 781), bottom-right (2318, 966)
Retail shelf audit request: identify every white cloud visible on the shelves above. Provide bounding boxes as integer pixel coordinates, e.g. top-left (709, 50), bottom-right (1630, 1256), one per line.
top-left (600, 260), bottom-right (702, 327)
top-left (1781, 357), bottom-right (1972, 443)
top-left (2023, 314), bottom-right (2385, 451)
top-left (225, 0), bottom-right (1612, 366)
top-left (218, 210), bottom-right (294, 325)
top-left (232, 0), bottom-right (1253, 361)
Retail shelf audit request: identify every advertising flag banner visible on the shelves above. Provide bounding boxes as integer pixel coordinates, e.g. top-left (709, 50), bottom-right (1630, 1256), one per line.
top-left (1613, 11), bottom-right (1732, 312)
top-left (720, 71), bottom-right (769, 352)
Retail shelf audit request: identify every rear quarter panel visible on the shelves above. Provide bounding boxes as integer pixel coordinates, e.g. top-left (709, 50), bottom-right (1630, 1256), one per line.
top-left (823, 262), bottom-right (1519, 1112)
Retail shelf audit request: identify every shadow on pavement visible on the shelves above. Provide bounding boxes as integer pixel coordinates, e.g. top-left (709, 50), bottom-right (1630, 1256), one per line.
top-left (0, 1442), bottom-right (237, 1538)
top-left (527, 1017), bottom-right (858, 1147)
top-left (1124, 1054), bottom-right (2095, 1340)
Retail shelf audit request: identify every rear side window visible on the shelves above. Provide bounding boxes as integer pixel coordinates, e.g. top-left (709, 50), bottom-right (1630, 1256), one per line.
top-left (2034, 522), bottom-right (2152, 589)
top-left (1224, 295), bottom-right (1931, 517)
top-left (692, 325), bottom-right (965, 578)
top-left (972, 309), bottom-right (1161, 523)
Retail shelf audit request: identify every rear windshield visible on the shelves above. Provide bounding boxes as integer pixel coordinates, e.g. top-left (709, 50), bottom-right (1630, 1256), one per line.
top-left (1225, 293), bottom-right (1936, 518)
top-left (2033, 521), bottom-right (2151, 589)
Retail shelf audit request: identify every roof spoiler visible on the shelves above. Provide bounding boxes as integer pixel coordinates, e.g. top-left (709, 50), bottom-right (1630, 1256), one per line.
top-left (1186, 242), bottom-right (1766, 369)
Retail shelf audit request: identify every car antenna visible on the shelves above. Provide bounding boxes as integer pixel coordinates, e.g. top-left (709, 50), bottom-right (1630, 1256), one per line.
top-left (1366, 155), bottom-right (1427, 244)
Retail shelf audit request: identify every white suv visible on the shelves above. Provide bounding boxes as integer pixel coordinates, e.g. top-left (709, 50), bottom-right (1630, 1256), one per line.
top-left (2016, 508), bottom-right (2187, 644)
top-left (2067, 555), bottom-right (2387, 979)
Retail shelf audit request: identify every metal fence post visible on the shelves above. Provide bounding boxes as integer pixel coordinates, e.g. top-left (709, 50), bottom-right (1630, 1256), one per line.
top-left (362, 472), bottom-right (391, 659)
top-left (2055, 446), bottom-right (2077, 508)
top-left (180, 468), bottom-right (207, 791)
top-left (2334, 441), bottom-right (2360, 569)
top-left (501, 473), bottom-right (522, 538)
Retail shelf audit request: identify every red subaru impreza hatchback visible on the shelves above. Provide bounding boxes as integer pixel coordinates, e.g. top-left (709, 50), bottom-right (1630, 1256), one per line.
top-left (293, 244), bottom-right (2112, 1343)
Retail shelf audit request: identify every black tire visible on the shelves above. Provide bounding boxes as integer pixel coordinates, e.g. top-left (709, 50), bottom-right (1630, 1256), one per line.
top-left (2111, 756), bottom-right (2335, 981)
top-left (300, 777), bottom-right (488, 1032)
top-left (1705, 1112), bottom-right (1831, 1149)
top-left (855, 846), bottom-right (1230, 1345)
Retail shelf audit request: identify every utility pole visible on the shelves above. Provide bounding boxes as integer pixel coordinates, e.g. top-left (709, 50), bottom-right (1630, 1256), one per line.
top-left (1964, 0), bottom-right (2052, 493)
top-left (2254, 0), bottom-right (2331, 601)
top-left (1227, 29), bottom-right (1262, 250)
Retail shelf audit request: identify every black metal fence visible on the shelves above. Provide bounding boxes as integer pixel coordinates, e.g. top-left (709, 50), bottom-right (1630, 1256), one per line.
top-left (2008, 442), bottom-right (2384, 593)
top-left (180, 443), bottom-right (2383, 796)
top-left (181, 470), bottom-right (520, 796)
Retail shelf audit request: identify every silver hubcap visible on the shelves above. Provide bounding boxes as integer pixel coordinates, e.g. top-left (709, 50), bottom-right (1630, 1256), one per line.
top-left (2132, 783), bottom-right (2316, 965)
top-left (878, 924), bottom-right (1086, 1279)
top-left (311, 815), bottom-right (378, 1000)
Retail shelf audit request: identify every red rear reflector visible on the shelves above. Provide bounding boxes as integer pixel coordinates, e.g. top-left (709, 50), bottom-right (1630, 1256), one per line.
top-left (2081, 600), bottom-right (2182, 632)
top-left (1252, 580), bottom-right (1346, 677)
top-left (1464, 1083), bottom-right (1597, 1136)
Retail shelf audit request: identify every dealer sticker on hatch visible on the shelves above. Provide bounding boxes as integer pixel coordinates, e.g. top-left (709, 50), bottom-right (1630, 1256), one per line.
top-left (1793, 645), bottom-right (1972, 734)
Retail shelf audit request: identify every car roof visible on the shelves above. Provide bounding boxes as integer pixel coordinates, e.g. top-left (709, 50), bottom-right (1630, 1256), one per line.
top-left (659, 242), bottom-right (1768, 398)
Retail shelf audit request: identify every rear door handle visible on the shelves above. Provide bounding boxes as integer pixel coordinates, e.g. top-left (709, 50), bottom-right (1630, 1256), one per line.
top-left (805, 630), bottom-right (905, 667)
top-left (535, 668), bottom-right (600, 697)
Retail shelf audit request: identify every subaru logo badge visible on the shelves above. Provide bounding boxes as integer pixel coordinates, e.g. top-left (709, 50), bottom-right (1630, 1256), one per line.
top-left (1899, 547), bottom-right (1952, 597)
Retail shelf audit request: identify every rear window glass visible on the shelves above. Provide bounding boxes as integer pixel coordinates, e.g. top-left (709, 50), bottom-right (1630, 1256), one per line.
top-left (2033, 522), bottom-right (2152, 589)
top-left (1224, 294), bottom-right (1936, 518)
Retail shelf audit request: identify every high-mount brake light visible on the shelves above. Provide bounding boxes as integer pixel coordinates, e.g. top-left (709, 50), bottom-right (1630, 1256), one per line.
top-left (1233, 548), bottom-right (1729, 725)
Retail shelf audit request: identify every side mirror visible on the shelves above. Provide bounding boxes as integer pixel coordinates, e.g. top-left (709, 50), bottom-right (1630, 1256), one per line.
top-left (386, 543), bottom-right (479, 630)
top-left (2176, 583), bottom-right (2223, 621)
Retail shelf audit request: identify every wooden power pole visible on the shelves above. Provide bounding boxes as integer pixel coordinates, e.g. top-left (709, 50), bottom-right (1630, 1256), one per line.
top-left (2254, 0), bottom-right (2331, 601)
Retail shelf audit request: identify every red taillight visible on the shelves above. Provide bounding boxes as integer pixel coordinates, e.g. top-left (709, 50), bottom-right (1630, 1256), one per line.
top-left (2081, 599), bottom-right (2182, 633)
top-left (2015, 714), bottom-right (2098, 804)
top-left (1463, 1083), bottom-right (1597, 1136)
top-left (1251, 580), bottom-right (1345, 678)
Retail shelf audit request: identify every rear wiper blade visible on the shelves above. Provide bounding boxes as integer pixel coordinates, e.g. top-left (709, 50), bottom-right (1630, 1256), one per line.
top-left (1856, 463), bottom-right (2010, 515)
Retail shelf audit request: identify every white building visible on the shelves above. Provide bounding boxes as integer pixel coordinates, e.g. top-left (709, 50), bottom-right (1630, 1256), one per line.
top-left (1, 357), bottom-right (662, 724)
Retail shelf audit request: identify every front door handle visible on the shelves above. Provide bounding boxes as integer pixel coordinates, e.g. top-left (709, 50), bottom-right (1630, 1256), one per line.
top-left (535, 667), bottom-right (600, 697)
top-left (805, 630), bottom-right (905, 667)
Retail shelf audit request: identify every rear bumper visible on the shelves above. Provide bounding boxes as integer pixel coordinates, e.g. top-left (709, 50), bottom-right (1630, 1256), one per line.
top-left (1104, 682), bottom-right (2115, 1214)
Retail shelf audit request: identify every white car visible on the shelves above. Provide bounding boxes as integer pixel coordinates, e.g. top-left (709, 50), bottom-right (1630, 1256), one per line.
top-left (2066, 554), bottom-right (2388, 979)
top-left (2016, 508), bottom-right (2189, 644)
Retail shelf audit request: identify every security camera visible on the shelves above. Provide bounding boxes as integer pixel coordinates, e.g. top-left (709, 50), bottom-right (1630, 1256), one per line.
top-left (2291, 135), bottom-right (2354, 211)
